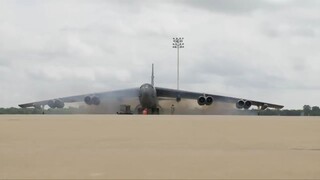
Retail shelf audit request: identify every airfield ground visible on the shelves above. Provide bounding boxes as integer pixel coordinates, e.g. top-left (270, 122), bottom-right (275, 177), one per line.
top-left (0, 115), bottom-right (320, 179)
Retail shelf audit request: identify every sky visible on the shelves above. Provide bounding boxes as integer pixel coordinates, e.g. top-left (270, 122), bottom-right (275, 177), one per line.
top-left (0, 0), bottom-right (319, 109)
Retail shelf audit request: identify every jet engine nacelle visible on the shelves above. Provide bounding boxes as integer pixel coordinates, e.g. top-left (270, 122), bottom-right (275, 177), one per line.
top-left (48, 100), bottom-right (55, 108)
top-left (91, 96), bottom-right (101, 105)
top-left (84, 96), bottom-right (92, 105)
top-left (206, 96), bottom-right (213, 105)
top-left (198, 96), bottom-right (206, 106)
top-left (84, 96), bottom-right (100, 105)
top-left (47, 99), bottom-right (65, 109)
top-left (236, 100), bottom-right (252, 109)
top-left (197, 96), bottom-right (213, 106)
top-left (244, 100), bottom-right (252, 109)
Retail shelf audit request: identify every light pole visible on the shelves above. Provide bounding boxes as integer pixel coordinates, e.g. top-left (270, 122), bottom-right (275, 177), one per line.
top-left (172, 37), bottom-right (184, 90)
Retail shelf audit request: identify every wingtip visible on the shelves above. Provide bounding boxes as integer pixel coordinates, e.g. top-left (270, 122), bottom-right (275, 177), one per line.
top-left (276, 105), bottom-right (284, 110)
top-left (18, 104), bottom-right (28, 108)
top-left (18, 103), bottom-right (34, 108)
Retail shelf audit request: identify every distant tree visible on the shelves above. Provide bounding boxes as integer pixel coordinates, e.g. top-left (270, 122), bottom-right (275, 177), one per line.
top-left (311, 106), bottom-right (320, 111)
top-left (0, 105), bottom-right (319, 116)
top-left (311, 106), bottom-right (320, 116)
top-left (303, 105), bottom-right (311, 116)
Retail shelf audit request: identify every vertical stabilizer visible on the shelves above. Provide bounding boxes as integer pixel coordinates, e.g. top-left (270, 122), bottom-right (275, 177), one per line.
top-left (151, 64), bottom-right (154, 86)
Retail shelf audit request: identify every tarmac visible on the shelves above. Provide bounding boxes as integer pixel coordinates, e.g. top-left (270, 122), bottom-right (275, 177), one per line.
top-left (1, 115), bottom-right (320, 179)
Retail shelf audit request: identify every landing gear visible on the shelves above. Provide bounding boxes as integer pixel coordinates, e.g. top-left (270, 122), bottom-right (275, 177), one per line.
top-left (137, 107), bottom-right (160, 115)
top-left (42, 105), bottom-right (45, 114)
top-left (151, 108), bottom-right (160, 114)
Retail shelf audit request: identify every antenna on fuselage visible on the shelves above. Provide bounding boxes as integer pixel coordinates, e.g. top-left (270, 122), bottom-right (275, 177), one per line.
top-left (151, 63), bottom-right (154, 86)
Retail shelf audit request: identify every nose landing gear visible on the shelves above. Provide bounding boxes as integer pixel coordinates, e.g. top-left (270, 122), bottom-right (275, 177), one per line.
top-left (136, 106), bottom-right (160, 115)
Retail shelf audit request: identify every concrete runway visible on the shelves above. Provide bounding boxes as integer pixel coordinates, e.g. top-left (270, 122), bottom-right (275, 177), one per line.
top-left (1, 115), bottom-right (320, 179)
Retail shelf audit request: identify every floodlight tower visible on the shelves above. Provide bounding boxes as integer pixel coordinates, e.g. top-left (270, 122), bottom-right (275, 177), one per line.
top-left (172, 37), bottom-right (184, 90)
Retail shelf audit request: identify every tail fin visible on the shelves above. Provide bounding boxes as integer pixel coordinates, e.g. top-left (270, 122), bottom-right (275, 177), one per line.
top-left (151, 63), bottom-right (154, 86)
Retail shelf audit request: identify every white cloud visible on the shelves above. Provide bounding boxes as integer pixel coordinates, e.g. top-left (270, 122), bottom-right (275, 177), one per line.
top-left (0, 0), bottom-right (319, 109)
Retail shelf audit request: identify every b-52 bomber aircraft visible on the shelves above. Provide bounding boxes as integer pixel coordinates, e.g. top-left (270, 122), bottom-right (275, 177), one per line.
top-left (19, 64), bottom-right (284, 114)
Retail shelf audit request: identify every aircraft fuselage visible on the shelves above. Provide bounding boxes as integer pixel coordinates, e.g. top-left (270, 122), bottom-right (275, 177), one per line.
top-left (139, 83), bottom-right (158, 109)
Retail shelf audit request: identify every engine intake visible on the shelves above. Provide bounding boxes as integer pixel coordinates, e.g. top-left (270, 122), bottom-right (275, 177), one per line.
top-left (84, 96), bottom-right (92, 105)
top-left (84, 96), bottom-right (100, 105)
top-left (47, 99), bottom-right (65, 109)
top-left (236, 100), bottom-right (251, 109)
top-left (206, 96), bottom-right (213, 105)
top-left (197, 96), bottom-right (213, 106)
top-left (236, 100), bottom-right (245, 109)
top-left (244, 100), bottom-right (252, 109)
top-left (92, 96), bottom-right (100, 105)
top-left (198, 96), bottom-right (206, 106)
top-left (48, 100), bottom-right (55, 108)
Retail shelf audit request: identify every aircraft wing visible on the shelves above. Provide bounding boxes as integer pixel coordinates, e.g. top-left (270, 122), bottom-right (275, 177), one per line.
top-left (155, 87), bottom-right (284, 110)
top-left (19, 88), bottom-right (140, 108)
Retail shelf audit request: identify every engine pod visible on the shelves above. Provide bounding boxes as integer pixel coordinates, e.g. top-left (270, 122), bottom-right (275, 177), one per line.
top-left (197, 96), bottom-right (206, 106)
top-left (48, 100), bottom-right (56, 108)
top-left (236, 100), bottom-right (245, 109)
top-left (47, 99), bottom-right (64, 109)
top-left (54, 99), bottom-right (65, 108)
top-left (244, 100), bottom-right (252, 109)
top-left (92, 96), bottom-right (100, 105)
top-left (84, 96), bottom-right (92, 105)
top-left (205, 96), bottom-right (213, 105)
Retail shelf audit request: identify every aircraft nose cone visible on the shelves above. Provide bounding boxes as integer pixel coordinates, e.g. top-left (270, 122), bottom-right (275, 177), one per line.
top-left (140, 84), bottom-right (153, 96)
top-left (139, 84), bottom-right (155, 108)
top-left (140, 89), bottom-right (151, 101)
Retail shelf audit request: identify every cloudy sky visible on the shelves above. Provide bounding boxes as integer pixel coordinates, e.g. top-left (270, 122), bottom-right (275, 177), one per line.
top-left (0, 0), bottom-right (319, 109)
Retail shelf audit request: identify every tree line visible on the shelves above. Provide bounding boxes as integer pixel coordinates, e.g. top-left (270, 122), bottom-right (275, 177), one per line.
top-left (0, 105), bottom-right (320, 115)
top-left (0, 107), bottom-right (83, 114)
top-left (258, 105), bottom-right (320, 116)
